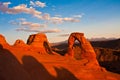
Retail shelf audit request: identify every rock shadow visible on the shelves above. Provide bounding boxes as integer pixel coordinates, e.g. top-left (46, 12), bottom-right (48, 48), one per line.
top-left (43, 41), bottom-right (53, 54)
top-left (99, 61), bottom-right (120, 74)
top-left (54, 67), bottom-right (79, 80)
top-left (22, 56), bottom-right (55, 80)
top-left (0, 44), bottom-right (31, 80)
top-left (22, 56), bottom-right (79, 80)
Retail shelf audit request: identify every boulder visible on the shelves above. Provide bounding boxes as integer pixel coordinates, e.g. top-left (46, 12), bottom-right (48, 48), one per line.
top-left (27, 33), bottom-right (53, 54)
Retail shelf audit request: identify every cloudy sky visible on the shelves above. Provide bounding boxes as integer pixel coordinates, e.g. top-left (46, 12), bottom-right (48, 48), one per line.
top-left (0, 0), bottom-right (120, 44)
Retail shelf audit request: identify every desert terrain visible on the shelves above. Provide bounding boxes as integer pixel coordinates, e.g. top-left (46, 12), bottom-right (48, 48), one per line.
top-left (0, 32), bottom-right (120, 80)
top-left (52, 37), bottom-right (120, 74)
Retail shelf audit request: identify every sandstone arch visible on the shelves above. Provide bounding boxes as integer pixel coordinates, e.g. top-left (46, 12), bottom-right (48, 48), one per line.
top-left (67, 32), bottom-right (97, 61)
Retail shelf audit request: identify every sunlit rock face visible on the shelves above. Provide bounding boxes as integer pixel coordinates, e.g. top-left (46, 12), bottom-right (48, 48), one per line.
top-left (27, 33), bottom-right (53, 54)
top-left (0, 34), bottom-right (9, 46)
top-left (67, 32), bottom-right (99, 67)
top-left (13, 39), bottom-right (26, 46)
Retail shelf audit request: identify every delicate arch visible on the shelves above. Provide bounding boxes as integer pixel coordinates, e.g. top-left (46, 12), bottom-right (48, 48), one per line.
top-left (67, 32), bottom-right (97, 60)
top-left (67, 32), bottom-right (84, 57)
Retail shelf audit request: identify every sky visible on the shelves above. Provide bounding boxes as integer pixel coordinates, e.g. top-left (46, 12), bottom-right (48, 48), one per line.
top-left (0, 0), bottom-right (120, 44)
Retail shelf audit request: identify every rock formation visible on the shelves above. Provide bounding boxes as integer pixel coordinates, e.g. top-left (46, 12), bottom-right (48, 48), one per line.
top-left (27, 33), bottom-right (53, 54)
top-left (13, 39), bottom-right (26, 46)
top-left (67, 32), bottom-right (99, 66)
top-left (0, 34), bottom-right (9, 46)
top-left (0, 33), bottom-right (120, 80)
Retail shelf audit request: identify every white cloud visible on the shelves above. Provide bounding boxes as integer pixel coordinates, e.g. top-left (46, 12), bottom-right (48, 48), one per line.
top-left (18, 18), bottom-right (26, 21)
top-left (20, 21), bottom-right (32, 26)
top-left (34, 14), bottom-right (42, 19)
top-left (1, 1), bottom-right (81, 34)
top-left (30, 1), bottom-right (35, 6)
top-left (63, 17), bottom-right (80, 22)
top-left (16, 28), bottom-right (61, 33)
top-left (2, 2), bottom-right (11, 7)
top-left (51, 17), bottom-right (63, 24)
top-left (11, 19), bottom-right (62, 33)
top-left (50, 17), bottom-right (80, 24)
top-left (19, 21), bottom-right (47, 30)
top-left (0, 2), bottom-right (80, 24)
top-left (15, 20), bottom-right (60, 33)
top-left (10, 19), bottom-right (47, 30)
top-left (30, 1), bottom-right (46, 8)
top-left (73, 15), bottom-right (82, 18)
top-left (40, 29), bottom-right (61, 33)
top-left (0, 2), bottom-right (42, 17)
top-left (33, 13), bottom-right (80, 24)
top-left (35, 1), bottom-right (46, 8)
top-left (73, 13), bottom-right (84, 18)
top-left (16, 28), bottom-right (40, 32)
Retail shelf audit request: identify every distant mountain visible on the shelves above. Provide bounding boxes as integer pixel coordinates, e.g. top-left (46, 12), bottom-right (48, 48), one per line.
top-left (51, 40), bottom-right (68, 47)
top-left (91, 38), bottom-right (120, 50)
top-left (88, 37), bottom-right (117, 41)
top-left (51, 38), bottom-right (120, 50)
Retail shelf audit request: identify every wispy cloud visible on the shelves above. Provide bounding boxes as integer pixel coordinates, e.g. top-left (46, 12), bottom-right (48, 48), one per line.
top-left (11, 19), bottom-right (61, 33)
top-left (16, 28), bottom-right (61, 33)
top-left (54, 15), bottom-right (62, 17)
top-left (30, 1), bottom-right (46, 8)
top-left (20, 21), bottom-right (47, 30)
top-left (40, 29), bottom-right (61, 33)
top-left (17, 18), bottom-right (26, 21)
top-left (10, 19), bottom-right (47, 30)
top-left (58, 34), bottom-right (70, 37)
top-left (1, 1), bottom-right (81, 33)
top-left (2, 2), bottom-right (11, 7)
top-left (42, 13), bottom-right (50, 20)
top-left (14, 19), bottom-right (61, 33)
top-left (73, 13), bottom-right (84, 18)
top-left (50, 17), bottom-right (80, 24)
top-left (9, 20), bottom-right (18, 25)
top-left (63, 17), bottom-right (80, 22)
top-left (0, 2), bottom-right (80, 24)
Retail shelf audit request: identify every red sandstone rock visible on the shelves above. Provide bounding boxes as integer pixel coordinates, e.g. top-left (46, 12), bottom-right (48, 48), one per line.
top-left (27, 33), bottom-right (53, 54)
top-left (0, 33), bottom-right (120, 80)
top-left (0, 34), bottom-right (9, 46)
top-left (13, 39), bottom-right (26, 46)
top-left (67, 32), bottom-right (99, 67)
